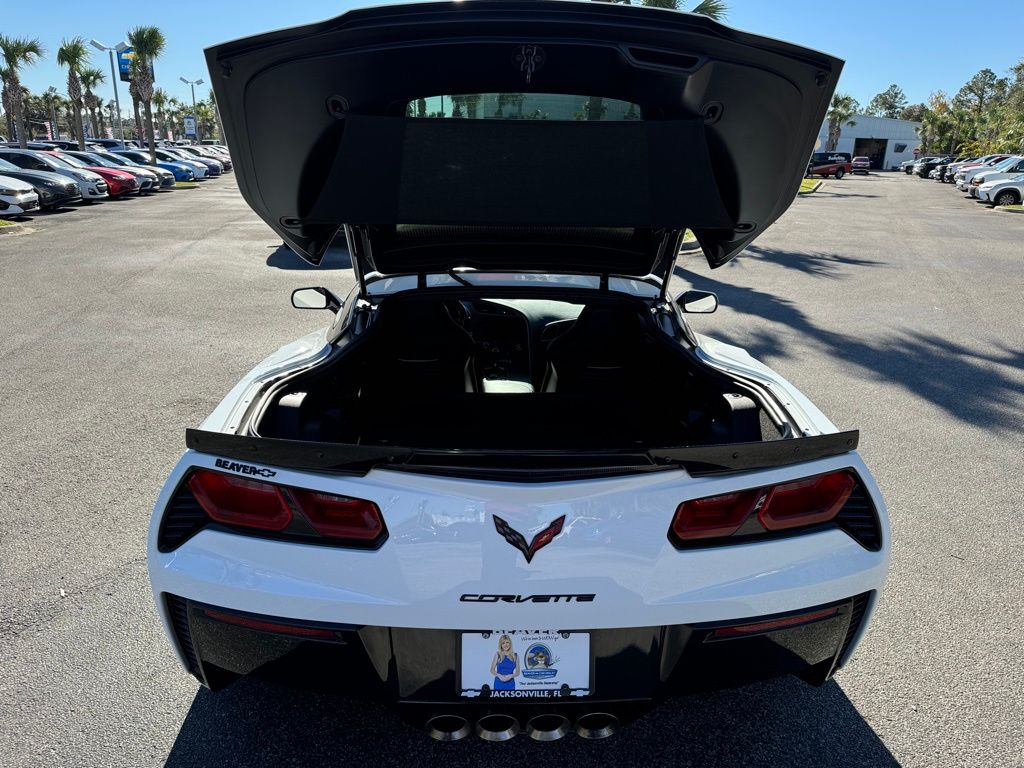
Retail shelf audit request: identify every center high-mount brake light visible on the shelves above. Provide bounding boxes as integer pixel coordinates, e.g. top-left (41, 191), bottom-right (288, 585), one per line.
top-left (671, 470), bottom-right (858, 543)
top-left (187, 469), bottom-right (292, 531)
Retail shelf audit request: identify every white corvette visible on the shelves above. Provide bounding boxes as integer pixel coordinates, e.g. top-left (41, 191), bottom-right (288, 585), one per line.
top-left (148, 1), bottom-right (889, 743)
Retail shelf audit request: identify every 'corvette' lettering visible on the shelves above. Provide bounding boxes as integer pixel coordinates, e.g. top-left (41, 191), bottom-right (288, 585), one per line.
top-left (460, 594), bottom-right (595, 603)
top-left (214, 458), bottom-right (277, 478)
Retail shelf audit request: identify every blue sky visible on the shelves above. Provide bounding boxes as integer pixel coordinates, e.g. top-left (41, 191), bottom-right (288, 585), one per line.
top-left (5, 0), bottom-right (1024, 109)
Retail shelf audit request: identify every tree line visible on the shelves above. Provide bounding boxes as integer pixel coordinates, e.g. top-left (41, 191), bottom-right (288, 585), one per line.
top-left (1, 29), bottom-right (222, 163)
top-left (825, 61), bottom-right (1024, 155)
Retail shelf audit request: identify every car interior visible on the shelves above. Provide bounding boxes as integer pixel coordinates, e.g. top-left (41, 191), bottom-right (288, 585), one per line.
top-left (256, 293), bottom-right (779, 451)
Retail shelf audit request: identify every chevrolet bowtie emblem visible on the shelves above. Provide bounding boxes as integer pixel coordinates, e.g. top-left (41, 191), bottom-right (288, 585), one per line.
top-left (492, 514), bottom-right (566, 563)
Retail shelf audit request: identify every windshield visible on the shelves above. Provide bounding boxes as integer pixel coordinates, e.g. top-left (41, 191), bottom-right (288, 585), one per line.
top-left (54, 153), bottom-right (89, 169)
top-left (993, 157), bottom-right (1021, 171)
top-left (82, 153), bottom-right (119, 168)
top-left (406, 93), bottom-right (642, 121)
top-left (0, 158), bottom-right (21, 172)
top-left (34, 153), bottom-right (74, 170)
top-left (99, 153), bottom-right (129, 166)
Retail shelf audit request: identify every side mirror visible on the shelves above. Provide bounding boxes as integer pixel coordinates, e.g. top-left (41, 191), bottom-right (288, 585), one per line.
top-left (291, 286), bottom-right (342, 314)
top-left (676, 290), bottom-right (718, 314)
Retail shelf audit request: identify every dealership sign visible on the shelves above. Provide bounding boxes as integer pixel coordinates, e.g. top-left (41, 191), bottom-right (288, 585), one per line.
top-left (184, 116), bottom-right (198, 138)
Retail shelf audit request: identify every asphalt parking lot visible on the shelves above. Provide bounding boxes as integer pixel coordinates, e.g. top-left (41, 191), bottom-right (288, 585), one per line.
top-left (1, 173), bottom-right (1022, 768)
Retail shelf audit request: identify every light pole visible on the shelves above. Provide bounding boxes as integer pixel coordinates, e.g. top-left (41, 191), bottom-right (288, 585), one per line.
top-left (90, 39), bottom-right (128, 143)
top-left (180, 77), bottom-right (204, 143)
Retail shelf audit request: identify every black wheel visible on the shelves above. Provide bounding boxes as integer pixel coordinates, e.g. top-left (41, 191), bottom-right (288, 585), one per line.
top-left (995, 190), bottom-right (1020, 207)
top-left (905, 167), bottom-right (913, 175)
top-left (834, 168), bottom-right (845, 179)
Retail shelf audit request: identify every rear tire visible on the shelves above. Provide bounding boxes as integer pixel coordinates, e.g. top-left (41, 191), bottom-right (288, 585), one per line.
top-left (834, 168), bottom-right (845, 179)
top-left (995, 190), bottom-right (1020, 207)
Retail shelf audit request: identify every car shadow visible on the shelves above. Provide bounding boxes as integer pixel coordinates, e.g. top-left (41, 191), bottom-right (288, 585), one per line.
top-left (265, 241), bottom-right (352, 271)
top-left (164, 676), bottom-right (900, 767)
top-left (675, 249), bottom-right (1022, 435)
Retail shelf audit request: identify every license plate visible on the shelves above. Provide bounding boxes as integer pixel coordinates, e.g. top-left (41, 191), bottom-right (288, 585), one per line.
top-left (460, 630), bottom-right (590, 699)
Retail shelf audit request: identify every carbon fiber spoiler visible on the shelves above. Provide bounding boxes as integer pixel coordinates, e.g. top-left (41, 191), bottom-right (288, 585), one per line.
top-left (185, 429), bottom-right (859, 477)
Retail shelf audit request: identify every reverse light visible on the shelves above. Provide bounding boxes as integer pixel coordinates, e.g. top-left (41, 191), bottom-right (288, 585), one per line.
top-left (187, 469), bottom-right (292, 531)
top-left (290, 488), bottom-right (384, 541)
top-left (671, 489), bottom-right (764, 540)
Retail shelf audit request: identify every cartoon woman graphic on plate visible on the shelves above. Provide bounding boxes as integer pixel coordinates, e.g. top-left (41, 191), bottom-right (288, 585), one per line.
top-left (490, 634), bottom-right (520, 691)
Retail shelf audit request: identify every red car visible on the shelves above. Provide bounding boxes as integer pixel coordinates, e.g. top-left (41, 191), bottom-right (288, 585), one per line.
top-left (41, 150), bottom-right (140, 197)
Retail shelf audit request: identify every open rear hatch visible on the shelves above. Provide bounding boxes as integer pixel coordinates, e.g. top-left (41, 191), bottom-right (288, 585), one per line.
top-left (207, 0), bottom-right (842, 277)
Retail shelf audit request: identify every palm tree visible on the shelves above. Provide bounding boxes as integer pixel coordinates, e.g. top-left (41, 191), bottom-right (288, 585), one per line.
top-left (80, 67), bottom-right (105, 140)
top-left (152, 87), bottom-right (169, 140)
top-left (208, 88), bottom-right (225, 142)
top-left (167, 97), bottom-right (183, 138)
top-left (1, 66), bottom-right (16, 140)
top-left (585, 0), bottom-right (726, 119)
top-left (126, 26), bottom-right (166, 162)
top-left (40, 86), bottom-right (62, 139)
top-left (128, 72), bottom-right (144, 140)
top-left (0, 36), bottom-right (45, 147)
top-left (57, 37), bottom-right (91, 149)
top-left (825, 93), bottom-right (858, 151)
top-left (95, 97), bottom-right (108, 138)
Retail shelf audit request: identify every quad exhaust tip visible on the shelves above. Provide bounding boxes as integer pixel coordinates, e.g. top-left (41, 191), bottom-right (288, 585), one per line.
top-left (575, 712), bottom-right (619, 740)
top-left (426, 714), bottom-right (471, 742)
top-left (526, 714), bottom-right (570, 742)
top-left (475, 713), bottom-right (521, 742)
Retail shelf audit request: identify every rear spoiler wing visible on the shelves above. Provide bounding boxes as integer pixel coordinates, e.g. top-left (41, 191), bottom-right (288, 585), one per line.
top-left (185, 429), bottom-right (859, 477)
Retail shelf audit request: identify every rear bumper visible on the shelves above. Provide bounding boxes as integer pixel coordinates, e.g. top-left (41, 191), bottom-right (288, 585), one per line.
top-left (165, 591), bottom-right (874, 712)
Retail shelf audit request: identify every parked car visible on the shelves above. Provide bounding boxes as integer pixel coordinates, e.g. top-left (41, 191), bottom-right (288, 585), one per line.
top-left (162, 147), bottom-right (223, 176)
top-left (90, 138), bottom-right (142, 150)
top-left (902, 157), bottom-right (925, 174)
top-left (93, 151), bottom-right (176, 189)
top-left (151, 148), bottom-right (209, 179)
top-left (42, 150), bottom-right (140, 197)
top-left (0, 174), bottom-right (40, 216)
top-left (0, 157), bottom-right (83, 208)
top-left (64, 150), bottom-right (160, 193)
top-left (147, 2), bottom-right (890, 742)
top-left (966, 156), bottom-right (1024, 197)
top-left (931, 156), bottom-right (968, 182)
top-left (3, 141), bottom-right (59, 150)
top-left (112, 149), bottom-right (196, 182)
top-left (177, 145), bottom-right (233, 171)
top-left (807, 151), bottom-right (853, 178)
top-left (976, 174), bottom-right (1024, 207)
top-left (0, 148), bottom-right (109, 200)
top-left (956, 155), bottom-right (1018, 191)
top-left (851, 156), bottom-right (870, 174)
top-left (914, 156), bottom-right (952, 179)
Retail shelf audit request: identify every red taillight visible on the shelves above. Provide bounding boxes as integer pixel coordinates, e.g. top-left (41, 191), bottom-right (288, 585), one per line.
top-left (671, 489), bottom-right (764, 540)
top-left (202, 609), bottom-right (337, 639)
top-left (290, 489), bottom-right (384, 541)
top-left (187, 469), bottom-right (292, 531)
top-left (670, 471), bottom-right (858, 544)
top-left (709, 606), bottom-right (839, 639)
top-left (758, 471), bottom-right (856, 531)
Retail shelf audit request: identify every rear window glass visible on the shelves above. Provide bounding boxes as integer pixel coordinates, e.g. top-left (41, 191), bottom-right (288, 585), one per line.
top-left (406, 93), bottom-right (641, 121)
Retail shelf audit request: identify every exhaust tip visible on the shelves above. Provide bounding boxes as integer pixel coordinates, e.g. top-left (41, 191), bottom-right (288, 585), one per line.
top-left (575, 712), bottom-right (619, 740)
top-left (426, 714), bottom-right (471, 742)
top-left (475, 713), bottom-right (520, 742)
top-left (526, 714), bottom-right (570, 742)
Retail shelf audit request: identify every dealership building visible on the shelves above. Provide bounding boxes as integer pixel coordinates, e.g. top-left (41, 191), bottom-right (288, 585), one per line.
top-left (816, 114), bottom-right (923, 170)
